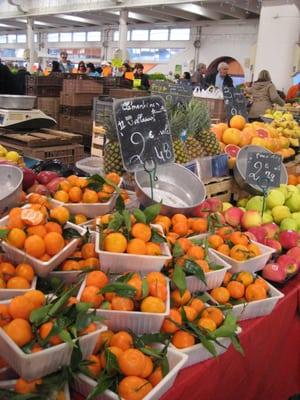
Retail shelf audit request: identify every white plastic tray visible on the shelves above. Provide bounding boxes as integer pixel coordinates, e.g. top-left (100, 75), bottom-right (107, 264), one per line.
top-left (0, 212), bottom-right (86, 278)
top-left (73, 344), bottom-right (188, 400)
top-left (210, 241), bottom-right (275, 273)
top-left (0, 323), bottom-right (107, 380)
top-left (77, 276), bottom-right (170, 335)
top-left (0, 380), bottom-right (71, 399)
top-left (0, 276), bottom-right (37, 301)
top-left (170, 327), bottom-right (242, 368)
top-left (184, 248), bottom-right (231, 293)
top-left (95, 223), bottom-right (172, 273)
top-left (50, 179), bottom-right (122, 219)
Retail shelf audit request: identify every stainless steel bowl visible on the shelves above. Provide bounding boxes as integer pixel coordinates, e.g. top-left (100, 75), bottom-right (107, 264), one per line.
top-left (234, 145), bottom-right (288, 194)
top-left (0, 95), bottom-right (36, 110)
top-left (134, 163), bottom-right (206, 216)
top-left (0, 165), bottom-right (23, 216)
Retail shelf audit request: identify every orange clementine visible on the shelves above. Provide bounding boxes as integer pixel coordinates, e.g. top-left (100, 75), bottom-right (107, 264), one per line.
top-left (0, 262), bottom-right (16, 281)
top-left (111, 296), bottom-right (135, 311)
top-left (86, 271), bottom-right (108, 289)
top-left (9, 295), bottom-right (35, 320)
top-left (44, 222), bottom-right (63, 234)
top-left (201, 307), bottom-right (224, 327)
top-left (68, 186), bottom-right (83, 203)
top-left (15, 378), bottom-right (42, 394)
top-left (141, 296), bottom-right (165, 313)
top-left (223, 271), bottom-right (233, 286)
top-left (49, 207), bottom-right (70, 225)
top-left (74, 214), bottom-right (88, 224)
top-left (59, 180), bottom-right (72, 192)
top-left (82, 189), bottom-right (98, 203)
top-left (61, 260), bottom-right (80, 271)
top-left (100, 346), bottom-right (123, 369)
top-left (15, 263), bottom-right (34, 282)
top-left (118, 376), bottom-right (152, 400)
top-left (171, 289), bottom-right (191, 306)
top-left (192, 218), bottom-right (208, 233)
top-left (105, 172), bottom-right (121, 185)
top-left (146, 272), bottom-right (166, 285)
top-left (254, 278), bottom-right (269, 292)
top-left (187, 245), bottom-right (205, 260)
top-left (140, 356), bottom-right (154, 379)
top-left (245, 283), bottom-right (267, 302)
top-left (7, 228), bottom-right (26, 249)
top-left (230, 244), bottom-right (250, 261)
top-left (27, 225), bottom-right (47, 238)
top-left (39, 321), bottom-right (62, 345)
top-left (93, 330), bottom-right (114, 354)
top-left (208, 234), bottom-right (224, 249)
top-left (161, 308), bottom-right (182, 333)
top-left (198, 317), bottom-right (217, 332)
top-left (86, 354), bottom-right (101, 378)
top-left (80, 285), bottom-right (104, 308)
top-left (183, 305), bottom-right (197, 321)
top-left (127, 238), bottom-right (147, 255)
top-left (119, 348), bottom-right (146, 376)
top-left (8, 208), bottom-right (24, 229)
top-left (7, 276), bottom-right (30, 289)
top-left (172, 330), bottom-right (195, 349)
top-left (0, 304), bottom-right (12, 327)
top-left (217, 244), bottom-right (230, 256)
top-left (176, 238), bottom-right (192, 252)
top-left (54, 190), bottom-right (69, 203)
top-left (127, 274), bottom-right (143, 300)
top-left (24, 290), bottom-right (46, 308)
top-left (148, 280), bottom-right (167, 301)
top-left (24, 235), bottom-right (46, 259)
top-left (216, 226), bottom-right (235, 239)
top-left (210, 287), bottom-right (230, 304)
top-left (145, 242), bottom-right (161, 255)
top-left (103, 232), bottom-right (127, 253)
top-left (4, 318), bottom-right (33, 347)
top-left (248, 243), bottom-right (261, 257)
top-left (81, 243), bottom-right (97, 259)
top-left (171, 214), bottom-right (187, 226)
top-left (195, 259), bottom-right (210, 273)
top-left (173, 222), bottom-right (188, 236)
top-left (148, 366), bottom-right (163, 387)
top-left (229, 231), bottom-right (250, 246)
top-left (110, 331), bottom-right (133, 351)
top-left (189, 298), bottom-right (205, 315)
top-left (227, 280), bottom-right (245, 299)
top-left (236, 271), bottom-right (254, 287)
top-left (44, 232), bottom-right (64, 256)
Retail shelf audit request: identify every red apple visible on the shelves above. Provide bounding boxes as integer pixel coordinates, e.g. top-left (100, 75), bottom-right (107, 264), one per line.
top-left (241, 210), bottom-right (262, 229)
top-left (192, 200), bottom-right (211, 217)
top-left (224, 207), bottom-right (244, 227)
top-left (262, 223), bottom-right (280, 239)
top-left (277, 255), bottom-right (299, 275)
top-left (262, 263), bottom-right (287, 282)
top-left (287, 247), bottom-right (300, 268)
top-left (264, 238), bottom-right (282, 255)
top-left (207, 198), bottom-right (223, 213)
top-left (279, 230), bottom-right (300, 250)
top-left (247, 226), bottom-right (267, 243)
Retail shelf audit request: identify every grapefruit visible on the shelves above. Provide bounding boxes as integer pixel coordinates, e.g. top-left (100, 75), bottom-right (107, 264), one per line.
top-left (222, 128), bottom-right (241, 146)
top-left (229, 115), bottom-right (246, 130)
top-left (224, 144), bottom-right (240, 158)
top-left (256, 128), bottom-right (269, 138)
top-left (211, 123), bottom-right (228, 141)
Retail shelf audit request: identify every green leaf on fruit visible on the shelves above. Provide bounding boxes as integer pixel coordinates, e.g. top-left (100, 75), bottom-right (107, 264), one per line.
top-left (183, 258), bottom-right (207, 284)
top-left (107, 212), bottom-right (124, 231)
top-left (144, 203), bottom-right (161, 224)
top-left (99, 282), bottom-right (136, 298)
top-left (172, 242), bottom-right (184, 258)
top-left (173, 264), bottom-right (187, 296)
top-left (133, 208), bottom-right (147, 224)
top-left (151, 228), bottom-right (166, 243)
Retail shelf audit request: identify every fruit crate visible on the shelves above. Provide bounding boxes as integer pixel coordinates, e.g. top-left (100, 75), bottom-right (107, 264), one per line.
top-left (194, 97), bottom-right (226, 121)
top-left (60, 105), bottom-right (92, 116)
top-left (63, 77), bottom-right (103, 94)
top-left (99, 77), bottom-right (132, 95)
top-left (26, 85), bottom-right (61, 97)
top-left (37, 97), bottom-right (60, 122)
top-left (109, 88), bottom-right (148, 98)
top-left (93, 97), bottom-right (113, 126)
top-left (59, 115), bottom-right (92, 136)
top-left (204, 176), bottom-right (233, 202)
top-left (26, 75), bottom-right (63, 87)
top-left (60, 93), bottom-right (96, 107)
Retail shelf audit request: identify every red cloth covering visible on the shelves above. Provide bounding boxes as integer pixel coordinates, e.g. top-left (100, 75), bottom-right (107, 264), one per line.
top-left (72, 276), bottom-right (300, 400)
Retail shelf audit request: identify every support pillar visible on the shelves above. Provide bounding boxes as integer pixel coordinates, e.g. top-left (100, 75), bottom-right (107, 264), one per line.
top-left (254, 0), bottom-right (300, 92)
top-left (119, 10), bottom-right (128, 60)
top-left (27, 17), bottom-right (35, 72)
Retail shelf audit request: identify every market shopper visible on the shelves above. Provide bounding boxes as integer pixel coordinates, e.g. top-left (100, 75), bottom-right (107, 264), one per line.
top-left (182, 71), bottom-right (191, 82)
top-left (134, 63), bottom-right (150, 90)
top-left (286, 82), bottom-right (300, 102)
top-left (15, 66), bottom-right (30, 95)
top-left (206, 62), bottom-right (234, 89)
top-left (0, 60), bottom-right (20, 94)
top-left (101, 61), bottom-right (112, 77)
top-left (50, 61), bottom-right (62, 75)
top-left (77, 61), bottom-right (87, 74)
top-left (58, 51), bottom-right (74, 73)
top-left (246, 69), bottom-right (285, 120)
top-left (86, 63), bottom-right (100, 77)
top-left (122, 62), bottom-right (134, 80)
top-left (192, 63), bottom-right (207, 89)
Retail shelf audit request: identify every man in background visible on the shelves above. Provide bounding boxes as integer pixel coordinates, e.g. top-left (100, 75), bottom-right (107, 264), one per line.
top-left (58, 51), bottom-right (74, 73)
top-left (206, 62), bottom-right (234, 89)
top-left (192, 63), bottom-right (207, 89)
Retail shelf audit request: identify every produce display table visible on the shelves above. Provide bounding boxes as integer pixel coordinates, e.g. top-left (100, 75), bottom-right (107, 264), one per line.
top-left (71, 275), bottom-right (300, 400)
top-left (161, 275), bottom-right (300, 400)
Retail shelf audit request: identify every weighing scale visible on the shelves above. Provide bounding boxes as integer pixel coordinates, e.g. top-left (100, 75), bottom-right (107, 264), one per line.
top-left (0, 95), bottom-right (56, 130)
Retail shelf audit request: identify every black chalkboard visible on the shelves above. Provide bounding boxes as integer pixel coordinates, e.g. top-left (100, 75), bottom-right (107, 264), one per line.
top-left (114, 96), bottom-right (174, 172)
top-left (246, 152), bottom-right (282, 189)
top-left (223, 87), bottom-right (248, 122)
top-left (151, 81), bottom-right (193, 105)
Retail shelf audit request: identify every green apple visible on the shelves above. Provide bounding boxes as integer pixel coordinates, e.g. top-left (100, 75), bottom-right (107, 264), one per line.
top-left (237, 198), bottom-right (248, 208)
top-left (291, 213), bottom-right (300, 229)
top-left (271, 205), bottom-right (291, 224)
top-left (246, 196), bottom-right (266, 212)
top-left (222, 202), bottom-right (233, 211)
top-left (285, 193), bottom-right (300, 212)
top-left (262, 212), bottom-right (273, 223)
top-left (280, 218), bottom-right (298, 231)
top-left (278, 184), bottom-right (289, 199)
top-left (266, 189), bottom-right (285, 209)
top-left (297, 184), bottom-right (300, 194)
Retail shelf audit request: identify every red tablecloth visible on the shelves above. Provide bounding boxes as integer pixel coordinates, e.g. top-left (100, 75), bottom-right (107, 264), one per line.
top-left (72, 275), bottom-right (300, 400)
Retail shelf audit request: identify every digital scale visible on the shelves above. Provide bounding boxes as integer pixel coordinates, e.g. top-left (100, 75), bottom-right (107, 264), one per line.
top-left (0, 95), bottom-right (56, 130)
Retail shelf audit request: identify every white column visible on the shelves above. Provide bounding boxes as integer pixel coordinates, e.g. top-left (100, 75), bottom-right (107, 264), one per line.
top-left (254, 0), bottom-right (300, 92)
top-left (119, 9), bottom-right (128, 60)
top-left (27, 17), bottom-right (35, 72)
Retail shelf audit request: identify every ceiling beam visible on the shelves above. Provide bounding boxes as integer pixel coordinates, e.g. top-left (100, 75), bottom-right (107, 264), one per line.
top-left (130, 8), bottom-right (177, 22)
top-left (228, 0), bottom-right (261, 15)
top-left (155, 6), bottom-right (199, 21)
top-left (205, 3), bottom-right (247, 19)
top-left (170, 3), bottom-right (223, 20)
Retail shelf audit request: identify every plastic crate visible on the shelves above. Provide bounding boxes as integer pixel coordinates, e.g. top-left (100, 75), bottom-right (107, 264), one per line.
top-left (93, 98), bottom-right (113, 124)
top-left (0, 277), bottom-right (37, 301)
top-left (76, 156), bottom-right (105, 176)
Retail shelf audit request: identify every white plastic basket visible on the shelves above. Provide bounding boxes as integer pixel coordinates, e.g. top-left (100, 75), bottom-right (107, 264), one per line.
top-left (170, 327), bottom-right (242, 368)
top-left (77, 276), bottom-right (170, 335)
top-left (0, 276), bottom-right (37, 301)
top-left (0, 380), bottom-right (71, 399)
top-left (184, 248), bottom-right (231, 293)
top-left (0, 323), bottom-right (107, 380)
top-left (124, 191), bottom-right (140, 212)
top-left (73, 344), bottom-right (188, 400)
top-left (76, 157), bottom-right (105, 176)
top-left (225, 283), bottom-right (284, 321)
top-left (95, 223), bottom-right (172, 273)
top-left (0, 211), bottom-right (86, 278)
top-left (50, 178), bottom-right (122, 219)
top-left (210, 241), bottom-right (275, 273)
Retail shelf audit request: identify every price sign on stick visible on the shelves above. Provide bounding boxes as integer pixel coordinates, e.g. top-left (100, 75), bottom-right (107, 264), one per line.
top-left (114, 96), bottom-right (174, 172)
top-left (223, 87), bottom-right (248, 122)
top-left (246, 152), bottom-right (282, 190)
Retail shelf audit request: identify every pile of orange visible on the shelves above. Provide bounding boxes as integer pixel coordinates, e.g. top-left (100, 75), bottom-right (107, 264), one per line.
top-left (162, 291), bottom-right (226, 349)
top-left (102, 219), bottom-right (162, 256)
top-left (0, 260), bottom-right (35, 289)
top-left (57, 242), bottom-right (99, 271)
top-left (84, 329), bottom-right (165, 400)
top-left (0, 291), bottom-right (96, 351)
top-left (210, 271), bottom-right (269, 305)
top-left (288, 174), bottom-right (300, 185)
top-left (209, 229), bottom-right (261, 261)
top-left (80, 271), bottom-right (167, 314)
top-left (52, 172), bottom-right (120, 204)
top-left (13, 377), bottom-right (66, 396)
top-left (154, 213), bottom-right (208, 242)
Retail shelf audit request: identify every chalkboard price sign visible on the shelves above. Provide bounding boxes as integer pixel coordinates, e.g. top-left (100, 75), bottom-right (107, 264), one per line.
top-left (114, 96), bottom-right (174, 172)
top-left (223, 87), bottom-right (248, 122)
top-left (151, 81), bottom-right (193, 105)
top-left (246, 152), bottom-right (282, 189)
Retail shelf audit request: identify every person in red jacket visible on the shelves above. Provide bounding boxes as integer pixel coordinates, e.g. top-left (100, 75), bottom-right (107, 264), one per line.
top-left (286, 83), bottom-right (300, 102)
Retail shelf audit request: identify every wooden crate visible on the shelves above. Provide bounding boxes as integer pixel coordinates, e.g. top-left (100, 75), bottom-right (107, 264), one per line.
top-left (26, 75), bottom-right (63, 97)
top-left (60, 105), bottom-right (92, 116)
top-left (91, 128), bottom-right (105, 157)
top-left (58, 115), bottom-right (92, 136)
top-left (194, 97), bottom-right (226, 121)
top-left (205, 176), bottom-right (233, 202)
top-left (63, 78), bottom-right (103, 94)
top-left (37, 97), bottom-right (60, 122)
top-left (109, 88), bottom-right (148, 98)
top-left (60, 93), bottom-right (96, 107)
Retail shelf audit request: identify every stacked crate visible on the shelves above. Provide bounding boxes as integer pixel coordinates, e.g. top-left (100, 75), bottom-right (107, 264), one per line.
top-left (91, 97), bottom-right (113, 158)
top-left (59, 77), bottom-right (103, 149)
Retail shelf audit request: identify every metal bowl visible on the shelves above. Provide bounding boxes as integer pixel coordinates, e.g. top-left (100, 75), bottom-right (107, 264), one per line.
top-left (0, 95), bottom-right (36, 110)
top-left (134, 163), bottom-right (206, 216)
top-left (234, 145), bottom-right (288, 194)
top-left (0, 165), bottom-right (23, 216)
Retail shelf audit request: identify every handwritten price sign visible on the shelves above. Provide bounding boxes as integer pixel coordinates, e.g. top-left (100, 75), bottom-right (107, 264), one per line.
top-left (246, 152), bottom-right (282, 189)
top-left (114, 96), bottom-right (174, 172)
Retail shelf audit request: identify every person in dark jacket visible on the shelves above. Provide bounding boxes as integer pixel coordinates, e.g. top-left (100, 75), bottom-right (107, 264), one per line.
top-left (206, 62), bottom-right (234, 89)
top-left (15, 67), bottom-right (30, 95)
top-left (134, 63), bottom-right (150, 90)
top-left (192, 63), bottom-right (207, 89)
top-left (0, 61), bottom-right (19, 94)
